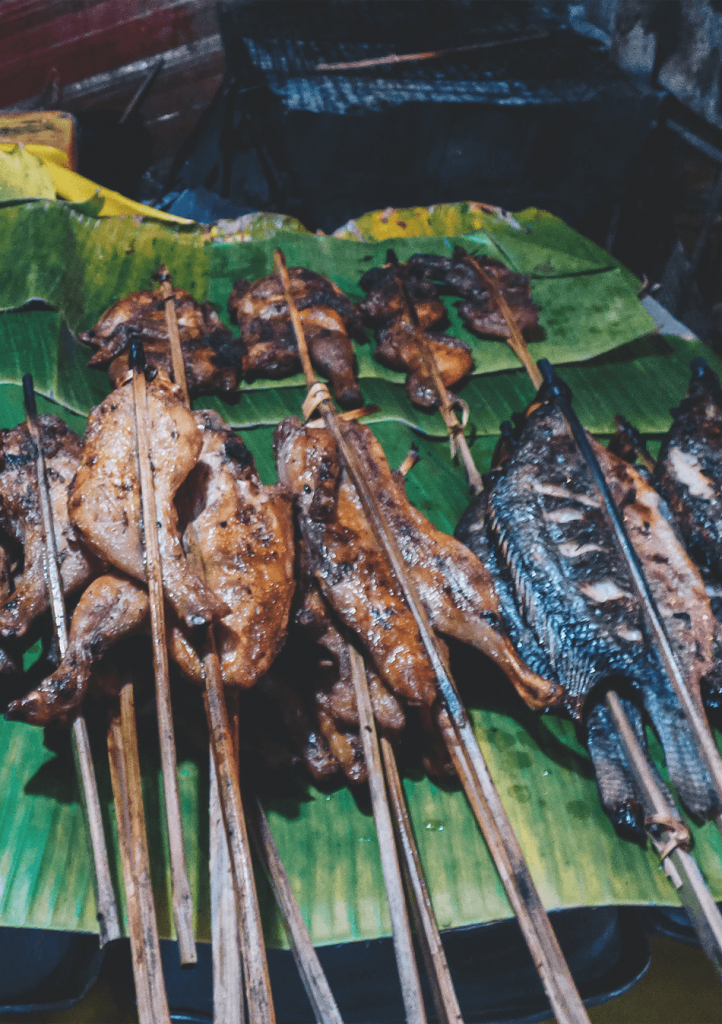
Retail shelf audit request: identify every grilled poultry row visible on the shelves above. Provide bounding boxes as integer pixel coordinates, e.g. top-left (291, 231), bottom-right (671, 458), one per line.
top-left (79, 254), bottom-right (540, 419)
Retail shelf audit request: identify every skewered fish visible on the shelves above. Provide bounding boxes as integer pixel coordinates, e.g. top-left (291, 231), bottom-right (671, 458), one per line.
top-left (275, 416), bottom-right (559, 712)
top-left (456, 399), bottom-right (721, 833)
top-left (80, 287), bottom-right (240, 395)
top-left (408, 247), bottom-right (540, 341)
top-left (358, 261), bottom-right (473, 410)
top-left (0, 416), bottom-right (100, 641)
top-left (229, 268), bottom-right (364, 408)
top-left (68, 370), bottom-right (226, 629)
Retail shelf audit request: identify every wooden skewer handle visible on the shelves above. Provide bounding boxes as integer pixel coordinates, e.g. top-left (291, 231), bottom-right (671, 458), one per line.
top-left (380, 736), bottom-right (463, 1024)
top-left (23, 376), bottom-right (120, 946)
top-left (349, 646), bottom-right (427, 1024)
top-left (436, 707), bottom-right (590, 1024)
top-left (129, 349), bottom-right (197, 965)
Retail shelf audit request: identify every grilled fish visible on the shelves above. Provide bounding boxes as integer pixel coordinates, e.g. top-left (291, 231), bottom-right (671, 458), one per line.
top-left (457, 400), bottom-right (721, 830)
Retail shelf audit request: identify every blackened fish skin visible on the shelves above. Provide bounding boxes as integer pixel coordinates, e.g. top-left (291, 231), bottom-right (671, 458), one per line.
top-left (462, 401), bottom-right (720, 821)
top-left (656, 362), bottom-right (722, 577)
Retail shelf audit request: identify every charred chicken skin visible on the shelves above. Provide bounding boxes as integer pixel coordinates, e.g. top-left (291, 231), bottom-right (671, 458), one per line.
top-left (68, 370), bottom-right (226, 629)
top-left (80, 288), bottom-right (241, 395)
top-left (408, 247), bottom-right (540, 341)
top-left (456, 400), bottom-right (722, 834)
top-left (358, 262), bottom-right (474, 410)
top-left (0, 416), bottom-right (100, 641)
top-left (274, 416), bottom-right (559, 713)
top-left (228, 268), bottom-right (364, 409)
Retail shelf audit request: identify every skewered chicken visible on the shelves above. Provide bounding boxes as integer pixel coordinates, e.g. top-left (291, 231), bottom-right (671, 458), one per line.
top-left (10, 413), bottom-right (296, 724)
top-left (358, 260), bottom-right (473, 410)
top-left (408, 247), bottom-right (540, 341)
top-left (274, 416), bottom-right (559, 713)
top-left (79, 285), bottom-right (241, 395)
top-left (456, 398), bottom-right (722, 833)
top-left (229, 268), bottom-right (365, 409)
top-left (68, 370), bottom-right (226, 629)
top-left (0, 416), bottom-right (100, 641)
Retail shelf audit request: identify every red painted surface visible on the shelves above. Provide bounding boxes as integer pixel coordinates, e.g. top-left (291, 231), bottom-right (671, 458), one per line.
top-left (0, 0), bottom-right (218, 107)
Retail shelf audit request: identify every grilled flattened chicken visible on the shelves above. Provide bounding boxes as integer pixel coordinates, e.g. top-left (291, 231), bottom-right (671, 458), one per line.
top-left (358, 262), bottom-right (473, 410)
top-left (275, 417), bottom-right (559, 712)
top-left (457, 401), bottom-right (721, 830)
top-left (228, 268), bottom-right (364, 408)
top-left (408, 247), bottom-right (540, 341)
top-left (0, 417), bottom-right (100, 640)
top-left (80, 287), bottom-right (240, 395)
top-left (13, 413), bottom-right (297, 725)
top-left (68, 370), bottom-right (226, 629)
top-left (180, 410), bottom-right (295, 687)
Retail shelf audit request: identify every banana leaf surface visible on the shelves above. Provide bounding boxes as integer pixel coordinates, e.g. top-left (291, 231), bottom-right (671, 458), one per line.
top-left (0, 199), bottom-right (721, 946)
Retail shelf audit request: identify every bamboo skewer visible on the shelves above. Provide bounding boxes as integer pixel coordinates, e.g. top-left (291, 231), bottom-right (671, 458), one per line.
top-left (108, 676), bottom-right (171, 1022)
top-left (380, 734), bottom-right (463, 1024)
top-left (127, 338), bottom-right (197, 965)
top-left (607, 691), bottom-right (722, 979)
top-left (22, 375), bottom-right (121, 948)
top-left (155, 279), bottom-right (274, 1023)
top-left (388, 252), bottom-right (482, 495)
top-left (274, 248), bottom-right (590, 1024)
top-left (247, 795), bottom-right (345, 1024)
top-left (348, 645), bottom-right (427, 1024)
top-left (460, 252), bottom-right (543, 390)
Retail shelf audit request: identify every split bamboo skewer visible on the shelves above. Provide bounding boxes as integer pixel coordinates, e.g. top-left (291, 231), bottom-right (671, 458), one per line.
top-left (460, 252), bottom-right (542, 390)
top-left (155, 283), bottom-right (274, 1023)
top-left (247, 796), bottom-right (345, 1024)
top-left (108, 674), bottom-right (171, 1022)
top-left (274, 248), bottom-right (590, 1024)
top-left (348, 645), bottom-right (427, 1024)
top-left (127, 338), bottom-right (197, 964)
top-left (22, 375), bottom-right (121, 948)
top-left (388, 251), bottom-right (482, 494)
top-left (380, 733), bottom-right (463, 1024)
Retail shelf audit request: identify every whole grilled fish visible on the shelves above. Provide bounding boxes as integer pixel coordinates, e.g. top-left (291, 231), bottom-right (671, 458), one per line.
top-left (457, 399), bottom-right (721, 835)
top-left (655, 360), bottom-right (722, 707)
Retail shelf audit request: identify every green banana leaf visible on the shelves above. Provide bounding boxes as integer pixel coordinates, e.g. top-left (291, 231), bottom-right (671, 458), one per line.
top-left (0, 198), bottom-right (720, 949)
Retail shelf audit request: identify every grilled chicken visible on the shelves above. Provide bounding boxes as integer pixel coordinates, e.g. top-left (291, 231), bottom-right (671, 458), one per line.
top-left (228, 268), bottom-right (364, 408)
top-left (457, 400), bottom-right (721, 831)
top-left (257, 672), bottom-right (340, 782)
top-left (275, 417), bottom-right (559, 712)
top-left (0, 417), bottom-right (99, 640)
top-left (358, 261), bottom-right (474, 410)
top-left (80, 286), bottom-right (240, 395)
top-left (179, 410), bottom-right (295, 686)
top-left (69, 370), bottom-right (226, 629)
top-left (13, 413), bottom-right (296, 724)
top-left (408, 247), bottom-right (540, 340)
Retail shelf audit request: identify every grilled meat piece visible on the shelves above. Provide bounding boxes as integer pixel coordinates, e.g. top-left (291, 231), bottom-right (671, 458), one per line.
top-left (80, 287), bottom-right (240, 395)
top-left (228, 268), bottom-right (364, 408)
top-left (257, 673), bottom-right (340, 782)
top-left (0, 417), bottom-right (100, 640)
top-left (181, 411), bottom-right (295, 687)
top-left (457, 400), bottom-right (721, 824)
top-left (6, 571), bottom-right (205, 725)
top-left (275, 417), bottom-right (559, 711)
top-left (69, 371), bottom-right (226, 629)
top-left (358, 261), bottom-right (473, 410)
top-left (408, 247), bottom-right (540, 341)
